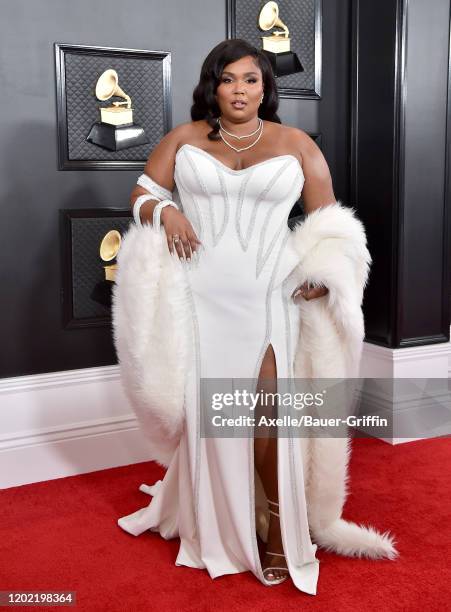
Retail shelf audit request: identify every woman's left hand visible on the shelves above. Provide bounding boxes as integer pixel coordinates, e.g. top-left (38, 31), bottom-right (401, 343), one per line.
top-left (292, 281), bottom-right (329, 302)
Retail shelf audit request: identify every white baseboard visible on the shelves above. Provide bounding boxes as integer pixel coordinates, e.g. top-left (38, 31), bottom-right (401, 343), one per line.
top-left (1, 333), bottom-right (451, 489)
top-left (361, 336), bottom-right (451, 378)
top-left (0, 365), bottom-right (152, 489)
top-left (358, 334), bottom-right (451, 444)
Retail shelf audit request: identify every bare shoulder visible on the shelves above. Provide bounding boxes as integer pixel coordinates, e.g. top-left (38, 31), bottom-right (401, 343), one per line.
top-left (136, 123), bottom-right (194, 194)
top-left (284, 126), bottom-right (337, 212)
top-left (282, 126), bottom-right (319, 160)
top-left (267, 123), bottom-right (318, 164)
top-left (155, 120), bottom-right (210, 150)
top-left (153, 121), bottom-right (193, 149)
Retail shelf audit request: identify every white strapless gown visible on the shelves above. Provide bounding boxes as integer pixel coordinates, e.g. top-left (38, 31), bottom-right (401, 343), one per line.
top-left (118, 143), bottom-right (320, 595)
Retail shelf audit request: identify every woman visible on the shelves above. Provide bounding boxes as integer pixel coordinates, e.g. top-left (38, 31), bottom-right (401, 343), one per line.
top-left (113, 39), bottom-right (397, 595)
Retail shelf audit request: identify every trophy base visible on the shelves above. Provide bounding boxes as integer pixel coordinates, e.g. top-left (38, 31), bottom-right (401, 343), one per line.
top-left (87, 122), bottom-right (149, 151)
top-left (90, 279), bottom-right (114, 309)
top-left (261, 50), bottom-right (304, 77)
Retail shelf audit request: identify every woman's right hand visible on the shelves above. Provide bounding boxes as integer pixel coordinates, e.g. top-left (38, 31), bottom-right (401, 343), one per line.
top-left (161, 206), bottom-right (202, 261)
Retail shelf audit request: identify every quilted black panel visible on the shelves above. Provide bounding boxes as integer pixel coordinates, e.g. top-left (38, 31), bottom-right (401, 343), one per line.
top-left (65, 52), bottom-right (168, 161)
top-left (233, 0), bottom-right (316, 91)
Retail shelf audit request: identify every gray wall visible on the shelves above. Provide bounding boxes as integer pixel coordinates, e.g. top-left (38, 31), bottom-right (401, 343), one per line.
top-left (351, 0), bottom-right (451, 347)
top-left (401, 0), bottom-right (450, 342)
top-left (0, 0), bottom-right (350, 378)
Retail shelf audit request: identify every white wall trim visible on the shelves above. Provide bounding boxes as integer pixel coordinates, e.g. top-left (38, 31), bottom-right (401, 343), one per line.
top-left (358, 333), bottom-right (451, 443)
top-left (0, 365), bottom-right (152, 489)
top-left (361, 331), bottom-right (451, 378)
top-left (1, 333), bottom-right (450, 490)
top-left (0, 365), bottom-right (119, 394)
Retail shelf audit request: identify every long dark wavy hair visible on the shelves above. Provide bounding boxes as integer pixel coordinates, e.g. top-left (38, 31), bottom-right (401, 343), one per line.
top-left (190, 39), bottom-right (281, 141)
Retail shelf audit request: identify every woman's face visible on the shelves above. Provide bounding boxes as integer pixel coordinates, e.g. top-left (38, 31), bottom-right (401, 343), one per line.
top-left (215, 55), bottom-right (264, 120)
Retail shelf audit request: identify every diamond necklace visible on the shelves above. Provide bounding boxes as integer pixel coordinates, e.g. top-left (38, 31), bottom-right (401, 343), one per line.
top-left (218, 117), bottom-right (262, 140)
top-left (219, 120), bottom-right (264, 152)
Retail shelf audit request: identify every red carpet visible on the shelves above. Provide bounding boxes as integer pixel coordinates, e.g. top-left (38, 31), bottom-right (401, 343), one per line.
top-left (1, 437), bottom-right (450, 611)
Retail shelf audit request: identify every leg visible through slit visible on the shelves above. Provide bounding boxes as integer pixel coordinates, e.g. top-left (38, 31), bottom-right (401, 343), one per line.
top-left (254, 343), bottom-right (288, 582)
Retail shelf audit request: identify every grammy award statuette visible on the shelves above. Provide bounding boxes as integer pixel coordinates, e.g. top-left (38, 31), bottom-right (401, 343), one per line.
top-left (86, 69), bottom-right (149, 151)
top-left (258, 1), bottom-right (304, 77)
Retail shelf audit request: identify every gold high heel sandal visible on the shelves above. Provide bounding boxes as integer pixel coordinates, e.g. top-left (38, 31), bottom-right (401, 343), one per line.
top-left (262, 499), bottom-right (289, 584)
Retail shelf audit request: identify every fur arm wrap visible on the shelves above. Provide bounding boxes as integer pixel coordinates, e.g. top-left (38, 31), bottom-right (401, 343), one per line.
top-left (111, 197), bottom-right (398, 560)
top-left (112, 223), bottom-right (191, 467)
top-left (283, 202), bottom-right (398, 560)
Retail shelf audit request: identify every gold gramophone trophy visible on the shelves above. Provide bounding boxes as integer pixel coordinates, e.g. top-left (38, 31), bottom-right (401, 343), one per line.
top-left (258, 1), bottom-right (304, 77)
top-left (100, 229), bottom-right (121, 282)
top-left (90, 230), bottom-right (122, 309)
top-left (86, 69), bottom-right (149, 151)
